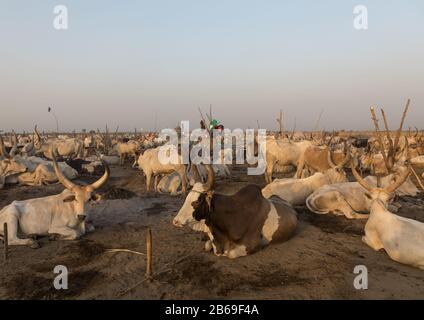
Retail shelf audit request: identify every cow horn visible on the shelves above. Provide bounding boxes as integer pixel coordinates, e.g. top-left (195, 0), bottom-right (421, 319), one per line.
top-left (9, 130), bottom-right (18, 157)
top-left (190, 164), bottom-right (202, 183)
top-left (350, 158), bottom-right (374, 192)
top-left (0, 134), bottom-right (9, 158)
top-left (34, 125), bottom-right (42, 146)
top-left (327, 148), bottom-right (337, 169)
top-left (338, 142), bottom-right (351, 168)
top-left (86, 160), bottom-right (110, 192)
top-left (203, 164), bottom-right (214, 191)
top-left (51, 146), bottom-right (78, 191)
top-left (384, 165), bottom-right (411, 194)
top-left (410, 166), bottom-right (424, 192)
top-left (384, 137), bottom-right (411, 194)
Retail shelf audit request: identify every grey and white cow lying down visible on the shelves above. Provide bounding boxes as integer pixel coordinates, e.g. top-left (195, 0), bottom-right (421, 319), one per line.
top-left (173, 165), bottom-right (298, 259)
top-left (0, 149), bottom-right (109, 248)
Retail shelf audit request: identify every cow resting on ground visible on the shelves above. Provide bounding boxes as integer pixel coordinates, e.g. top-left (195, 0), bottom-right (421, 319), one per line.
top-left (305, 172), bottom-right (418, 219)
top-left (351, 160), bottom-right (424, 269)
top-left (0, 148), bottom-right (109, 247)
top-left (173, 165), bottom-right (298, 259)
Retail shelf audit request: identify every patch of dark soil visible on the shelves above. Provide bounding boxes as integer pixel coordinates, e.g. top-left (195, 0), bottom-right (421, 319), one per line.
top-left (159, 255), bottom-right (307, 297)
top-left (144, 202), bottom-right (168, 216)
top-left (298, 207), bottom-right (364, 236)
top-left (29, 240), bottom-right (106, 272)
top-left (6, 270), bottom-right (104, 299)
top-left (102, 188), bottom-right (137, 200)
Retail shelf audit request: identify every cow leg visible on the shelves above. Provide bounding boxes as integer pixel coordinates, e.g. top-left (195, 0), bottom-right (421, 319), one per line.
top-left (362, 232), bottom-right (384, 251)
top-left (227, 244), bottom-right (249, 259)
top-left (204, 240), bottom-right (213, 252)
top-left (294, 156), bottom-right (305, 179)
top-left (265, 162), bottom-right (274, 183)
top-left (178, 168), bottom-right (187, 194)
top-left (0, 212), bottom-right (36, 247)
top-left (48, 227), bottom-right (81, 241)
top-left (154, 175), bottom-right (159, 192)
top-left (145, 172), bottom-right (152, 192)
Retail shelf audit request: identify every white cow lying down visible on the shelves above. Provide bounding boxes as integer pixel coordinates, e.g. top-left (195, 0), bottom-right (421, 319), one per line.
top-left (261, 168), bottom-right (347, 206)
top-left (351, 163), bottom-right (424, 269)
top-left (157, 164), bottom-right (231, 195)
top-left (0, 151), bottom-right (109, 247)
top-left (306, 174), bottom-right (419, 219)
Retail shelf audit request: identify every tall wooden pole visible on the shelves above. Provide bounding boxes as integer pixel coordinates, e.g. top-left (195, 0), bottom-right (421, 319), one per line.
top-left (3, 223), bottom-right (8, 262)
top-left (145, 228), bottom-right (152, 280)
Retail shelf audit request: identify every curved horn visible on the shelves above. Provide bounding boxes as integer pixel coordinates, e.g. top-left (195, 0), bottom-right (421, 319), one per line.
top-left (0, 134), bottom-right (9, 158)
top-left (385, 164), bottom-right (411, 194)
top-left (190, 164), bottom-right (202, 183)
top-left (51, 146), bottom-right (78, 191)
top-left (385, 138), bottom-right (411, 194)
top-left (86, 161), bottom-right (110, 191)
top-left (350, 158), bottom-right (374, 192)
top-left (410, 166), bottom-right (424, 192)
top-left (327, 148), bottom-right (337, 169)
top-left (337, 141), bottom-right (351, 168)
top-left (203, 164), bottom-right (214, 191)
top-left (9, 131), bottom-right (18, 157)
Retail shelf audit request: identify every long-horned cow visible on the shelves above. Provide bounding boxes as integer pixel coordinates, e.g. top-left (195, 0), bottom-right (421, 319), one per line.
top-left (351, 159), bottom-right (424, 269)
top-left (262, 163), bottom-right (349, 206)
top-left (173, 165), bottom-right (298, 259)
top-left (0, 147), bottom-right (109, 247)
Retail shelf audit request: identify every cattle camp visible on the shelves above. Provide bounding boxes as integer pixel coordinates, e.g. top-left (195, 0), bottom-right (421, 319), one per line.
top-left (1, 1), bottom-right (424, 303)
top-left (1, 101), bottom-right (424, 300)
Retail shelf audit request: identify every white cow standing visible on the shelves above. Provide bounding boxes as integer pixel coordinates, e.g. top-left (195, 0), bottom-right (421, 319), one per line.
top-left (0, 148), bottom-right (109, 248)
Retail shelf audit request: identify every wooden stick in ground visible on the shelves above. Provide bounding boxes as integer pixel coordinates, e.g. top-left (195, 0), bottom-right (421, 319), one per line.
top-left (3, 223), bottom-right (8, 262)
top-left (380, 109), bottom-right (394, 155)
top-left (276, 109), bottom-right (284, 137)
top-left (393, 98), bottom-right (410, 154)
top-left (145, 228), bottom-right (152, 280)
top-left (370, 106), bottom-right (390, 174)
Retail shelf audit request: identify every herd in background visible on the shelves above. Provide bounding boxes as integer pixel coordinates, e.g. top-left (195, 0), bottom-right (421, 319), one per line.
top-left (1, 99), bottom-right (424, 270)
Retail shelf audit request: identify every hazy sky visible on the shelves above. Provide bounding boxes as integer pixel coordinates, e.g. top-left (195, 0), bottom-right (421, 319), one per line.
top-left (1, 0), bottom-right (423, 132)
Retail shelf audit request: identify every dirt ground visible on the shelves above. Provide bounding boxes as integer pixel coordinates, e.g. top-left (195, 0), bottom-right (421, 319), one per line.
top-left (1, 164), bottom-right (424, 300)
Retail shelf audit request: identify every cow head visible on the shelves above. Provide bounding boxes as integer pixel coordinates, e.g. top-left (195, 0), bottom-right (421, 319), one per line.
top-left (192, 191), bottom-right (214, 222)
top-left (0, 134), bottom-right (27, 176)
top-left (351, 158), bottom-right (411, 206)
top-left (173, 164), bottom-right (214, 229)
top-left (52, 147), bottom-right (109, 221)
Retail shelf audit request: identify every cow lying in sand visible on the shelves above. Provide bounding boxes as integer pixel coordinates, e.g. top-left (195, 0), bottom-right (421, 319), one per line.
top-left (173, 165), bottom-right (298, 259)
top-left (0, 148), bottom-right (109, 248)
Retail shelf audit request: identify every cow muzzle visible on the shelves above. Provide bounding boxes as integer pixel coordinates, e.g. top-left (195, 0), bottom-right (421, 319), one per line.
top-left (172, 218), bottom-right (185, 227)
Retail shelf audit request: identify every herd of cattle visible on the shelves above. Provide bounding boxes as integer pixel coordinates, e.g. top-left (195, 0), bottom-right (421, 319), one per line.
top-left (1, 104), bottom-right (424, 271)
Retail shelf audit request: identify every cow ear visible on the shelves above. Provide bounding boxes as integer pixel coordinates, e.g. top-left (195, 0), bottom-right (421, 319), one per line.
top-left (90, 193), bottom-right (102, 202)
top-left (63, 195), bottom-right (76, 202)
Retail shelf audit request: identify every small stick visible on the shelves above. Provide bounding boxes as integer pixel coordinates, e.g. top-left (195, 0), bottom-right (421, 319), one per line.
top-left (4, 223), bottom-right (8, 262)
top-left (145, 228), bottom-right (152, 280)
top-left (370, 106), bottom-right (390, 174)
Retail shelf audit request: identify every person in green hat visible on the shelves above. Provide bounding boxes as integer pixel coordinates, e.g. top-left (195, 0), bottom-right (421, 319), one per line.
top-left (209, 119), bottom-right (219, 131)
